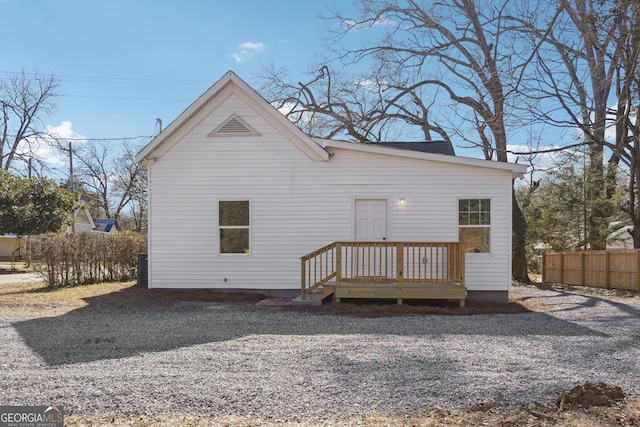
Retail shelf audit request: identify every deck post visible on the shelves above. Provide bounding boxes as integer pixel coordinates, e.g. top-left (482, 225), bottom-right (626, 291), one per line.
top-left (458, 243), bottom-right (465, 286)
top-left (336, 243), bottom-right (342, 288)
top-left (604, 251), bottom-right (610, 289)
top-left (636, 250), bottom-right (640, 292)
top-left (301, 259), bottom-right (307, 299)
top-left (396, 242), bottom-right (404, 287)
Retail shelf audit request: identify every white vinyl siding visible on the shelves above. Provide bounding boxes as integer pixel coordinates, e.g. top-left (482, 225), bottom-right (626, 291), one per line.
top-left (146, 87), bottom-right (515, 292)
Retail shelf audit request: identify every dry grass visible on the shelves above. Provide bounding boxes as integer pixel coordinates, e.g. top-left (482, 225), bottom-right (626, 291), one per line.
top-left (0, 281), bottom-right (266, 315)
top-left (0, 281), bottom-right (132, 314)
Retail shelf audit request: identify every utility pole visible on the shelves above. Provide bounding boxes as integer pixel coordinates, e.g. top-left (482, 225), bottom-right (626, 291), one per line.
top-left (69, 141), bottom-right (76, 233)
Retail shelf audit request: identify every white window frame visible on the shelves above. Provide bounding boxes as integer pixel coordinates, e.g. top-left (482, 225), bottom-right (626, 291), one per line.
top-left (218, 200), bottom-right (251, 255)
top-left (458, 198), bottom-right (491, 254)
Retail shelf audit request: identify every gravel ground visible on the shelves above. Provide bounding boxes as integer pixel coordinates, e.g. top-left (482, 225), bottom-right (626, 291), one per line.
top-left (1, 284), bottom-right (640, 422)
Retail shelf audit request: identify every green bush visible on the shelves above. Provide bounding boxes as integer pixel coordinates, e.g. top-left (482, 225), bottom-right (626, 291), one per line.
top-left (28, 232), bottom-right (147, 288)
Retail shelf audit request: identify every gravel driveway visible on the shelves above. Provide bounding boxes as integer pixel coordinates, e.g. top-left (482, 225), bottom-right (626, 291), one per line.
top-left (1, 284), bottom-right (640, 422)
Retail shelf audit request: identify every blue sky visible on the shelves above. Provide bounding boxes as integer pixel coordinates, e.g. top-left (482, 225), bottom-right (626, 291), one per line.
top-left (3, 0), bottom-right (578, 182)
top-left (3, 0), bottom-right (338, 156)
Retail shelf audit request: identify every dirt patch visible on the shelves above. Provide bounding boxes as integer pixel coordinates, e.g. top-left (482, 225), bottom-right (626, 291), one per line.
top-left (63, 390), bottom-right (640, 426)
top-left (0, 281), bottom-right (549, 317)
top-left (278, 295), bottom-right (545, 317)
top-left (555, 382), bottom-right (627, 410)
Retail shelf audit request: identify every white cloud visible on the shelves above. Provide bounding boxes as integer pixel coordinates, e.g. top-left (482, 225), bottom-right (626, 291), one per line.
top-left (47, 121), bottom-right (85, 141)
top-left (354, 78), bottom-right (388, 92)
top-left (232, 41), bottom-right (266, 62)
top-left (507, 143), bottom-right (561, 167)
top-left (275, 101), bottom-right (296, 116)
top-left (33, 121), bottom-right (87, 167)
top-left (344, 15), bottom-right (394, 29)
top-left (239, 41), bottom-right (265, 51)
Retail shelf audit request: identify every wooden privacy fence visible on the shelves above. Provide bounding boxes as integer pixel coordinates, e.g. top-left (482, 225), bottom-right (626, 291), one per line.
top-left (542, 250), bottom-right (640, 291)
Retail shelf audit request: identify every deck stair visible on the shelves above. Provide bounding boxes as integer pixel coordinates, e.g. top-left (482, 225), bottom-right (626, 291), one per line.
top-left (293, 284), bottom-right (335, 305)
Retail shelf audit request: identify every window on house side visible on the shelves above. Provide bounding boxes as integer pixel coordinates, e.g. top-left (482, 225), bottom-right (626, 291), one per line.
top-left (458, 199), bottom-right (490, 253)
top-left (219, 201), bottom-right (250, 254)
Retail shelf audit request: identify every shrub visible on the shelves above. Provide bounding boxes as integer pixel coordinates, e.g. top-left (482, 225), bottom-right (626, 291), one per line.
top-left (28, 232), bottom-right (147, 288)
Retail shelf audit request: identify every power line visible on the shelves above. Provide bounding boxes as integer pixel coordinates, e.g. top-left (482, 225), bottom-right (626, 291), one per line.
top-left (61, 94), bottom-right (192, 102)
top-left (7, 134), bottom-right (155, 142)
top-left (60, 136), bottom-right (155, 142)
top-left (0, 69), bottom-right (212, 86)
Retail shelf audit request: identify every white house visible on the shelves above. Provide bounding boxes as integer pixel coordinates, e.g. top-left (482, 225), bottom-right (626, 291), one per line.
top-left (136, 71), bottom-right (527, 303)
top-left (0, 235), bottom-right (21, 261)
top-left (66, 204), bottom-right (95, 233)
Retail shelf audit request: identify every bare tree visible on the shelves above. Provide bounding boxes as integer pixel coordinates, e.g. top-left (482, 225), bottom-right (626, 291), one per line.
top-left (260, 64), bottom-right (453, 144)
top-left (112, 142), bottom-right (147, 231)
top-left (518, 0), bottom-right (640, 248)
top-left (0, 70), bottom-right (59, 173)
top-left (260, 0), bottom-right (536, 281)
top-left (609, 0), bottom-right (640, 246)
top-left (72, 140), bottom-right (146, 224)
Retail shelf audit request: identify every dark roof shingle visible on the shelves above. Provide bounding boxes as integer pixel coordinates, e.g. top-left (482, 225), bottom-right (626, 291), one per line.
top-left (372, 140), bottom-right (455, 156)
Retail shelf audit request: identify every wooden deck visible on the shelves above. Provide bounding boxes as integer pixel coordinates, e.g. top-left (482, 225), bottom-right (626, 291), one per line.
top-left (300, 242), bottom-right (466, 305)
top-left (333, 281), bottom-right (466, 301)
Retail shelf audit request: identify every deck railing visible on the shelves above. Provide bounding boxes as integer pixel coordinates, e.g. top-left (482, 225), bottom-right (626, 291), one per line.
top-left (301, 241), bottom-right (465, 298)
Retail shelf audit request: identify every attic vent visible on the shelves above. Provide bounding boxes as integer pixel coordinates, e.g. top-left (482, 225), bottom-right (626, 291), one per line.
top-left (209, 114), bottom-right (260, 137)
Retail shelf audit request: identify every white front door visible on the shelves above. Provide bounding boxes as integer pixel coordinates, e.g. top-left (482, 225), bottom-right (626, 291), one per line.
top-left (354, 199), bottom-right (388, 278)
top-left (355, 199), bottom-right (387, 241)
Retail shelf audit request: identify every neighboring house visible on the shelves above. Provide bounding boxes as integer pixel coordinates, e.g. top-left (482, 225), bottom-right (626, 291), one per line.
top-left (93, 218), bottom-right (121, 234)
top-left (0, 235), bottom-right (21, 261)
top-left (136, 71), bottom-right (527, 303)
top-left (608, 226), bottom-right (637, 249)
top-left (2, 204), bottom-right (97, 261)
top-left (66, 204), bottom-right (95, 233)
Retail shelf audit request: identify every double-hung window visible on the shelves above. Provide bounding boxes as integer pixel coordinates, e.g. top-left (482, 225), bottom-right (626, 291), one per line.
top-left (219, 201), bottom-right (250, 254)
top-left (458, 199), bottom-right (490, 253)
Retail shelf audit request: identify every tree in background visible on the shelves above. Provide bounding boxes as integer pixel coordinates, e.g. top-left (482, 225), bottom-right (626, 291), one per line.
top-left (610, 0), bottom-right (640, 247)
top-left (521, 0), bottom-right (639, 248)
top-left (69, 140), bottom-right (147, 229)
top-left (0, 170), bottom-right (75, 235)
top-left (0, 70), bottom-right (59, 174)
top-left (260, 0), bottom-right (535, 281)
top-left (518, 150), bottom-right (625, 271)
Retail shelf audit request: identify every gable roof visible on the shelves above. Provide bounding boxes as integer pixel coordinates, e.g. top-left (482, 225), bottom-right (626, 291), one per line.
top-left (69, 204), bottom-right (94, 226)
top-left (136, 70), bottom-right (527, 178)
top-left (93, 218), bottom-right (120, 233)
top-left (136, 71), bottom-right (330, 164)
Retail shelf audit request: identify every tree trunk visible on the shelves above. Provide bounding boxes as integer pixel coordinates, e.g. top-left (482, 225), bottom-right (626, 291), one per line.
top-left (586, 148), bottom-right (609, 249)
top-left (512, 187), bottom-right (530, 283)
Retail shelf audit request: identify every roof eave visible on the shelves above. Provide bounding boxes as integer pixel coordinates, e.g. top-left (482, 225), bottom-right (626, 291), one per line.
top-left (315, 138), bottom-right (529, 175)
